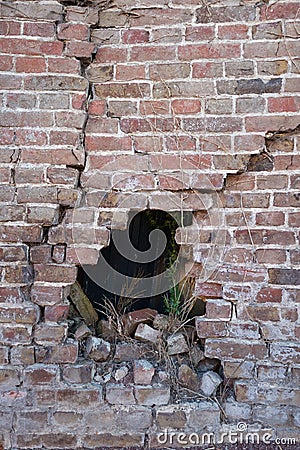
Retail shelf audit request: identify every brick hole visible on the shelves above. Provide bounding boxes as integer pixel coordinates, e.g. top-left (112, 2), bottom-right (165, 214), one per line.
top-left (77, 209), bottom-right (193, 314)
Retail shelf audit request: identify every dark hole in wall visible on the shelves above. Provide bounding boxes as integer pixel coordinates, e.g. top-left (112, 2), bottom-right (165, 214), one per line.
top-left (77, 209), bottom-right (193, 315)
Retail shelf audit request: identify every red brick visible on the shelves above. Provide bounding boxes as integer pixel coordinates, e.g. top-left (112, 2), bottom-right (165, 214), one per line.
top-left (256, 212), bottom-right (285, 226)
top-left (192, 61), bottom-right (223, 78)
top-left (15, 129), bottom-right (47, 146)
top-left (196, 319), bottom-right (227, 338)
top-left (86, 136), bottom-right (132, 152)
top-left (94, 82), bottom-right (150, 98)
top-left (268, 96), bottom-right (300, 113)
top-left (30, 245), bottom-right (52, 264)
top-left (236, 229), bottom-right (295, 246)
top-left (226, 174), bottom-right (255, 191)
top-left (255, 249), bottom-right (287, 265)
top-left (150, 154), bottom-right (211, 170)
top-left (0, 38), bottom-right (63, 56)
top-left (256, 287), bottom-right (283, 303)
top-left (257, 174), bottom-right (288, 190)
top-left (86, 117), bottom-right (118, 134)
top-left (0, 225), bottom-right (43, 243)
top-left (205, 338), bottom-right (267, 360)
top-left (149, 62), bottom-right (190, 80)
top-left (34, 323), bottom-right (67, 345)
top-left (72, 93), bottom-right (87, 110)
top-left (57, 23), bottom-right (89, 40)
top-left (130, 45), bottom-right (176, 62)
top-left (23, 21), bottom-right (55, 37)
top-left (95, 46), bottom-right (126, 63)
top-left (65, 41), bottom-right (95, 58)
top-left (218, 24), bottom-right (248, 40)
top-left (50, 131), bottom-right (79, 146)
top-left (171, 99), bottom-right (201, 114)
top-left (206, 299), bottom-right (232, 320)
top-left (88, 99), bottom-right (106, 116)
top-left (194, 281), bottom-right (222, 298)
top-left (0, 287), bottom-right (26, 303)
top-left (122, 29), bottom-right (149, 44)
top-left (214, 267), bottom-right (266, 283)
top-left (24, 366), bottom-right (57, 386)
top-left (0, 20), bottom-right (21, 35)
top-left (34, 265), bottom-right (77, 284)
top-left (133, 136), bottom-right (163, 153)
top-left (0, 54), bottom-right (13, 70)
top-left (185, 25), bottom-right (215, 41)
top-left (140, 100), bottom-right (169, 115)
top-left (44, 305), bottom-right (69, 322)
top-left (31, 286), bottom-right (63, 306)
top-left (261, 2), bottom-right (300, 20)
top-left (0, 325), bottom-right (32, 345)
top-left (246, 115), bottom-right (300, 132)
top-left (224, 248), bottom-right (253, 264)
top-left (274, 155), bottom-right (300, 171)
top-left (281, 307), bottom-right (298, 322)
top-left (289, 212), bottom-right (300, 227)
top-left (274, 193), bottom-right (300, 208)
top-left (179, 43), bottom-right (241, 60)
top-left (115, 64), bottom-right (146, 81)
top-left (47, 57), bottom-right (80, 74)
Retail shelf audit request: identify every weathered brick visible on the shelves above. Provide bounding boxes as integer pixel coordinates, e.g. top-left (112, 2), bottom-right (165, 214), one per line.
top-left (205, 338), bottom-right (268, 360)
top-left (62, 363), bottom-right (93, 384)
top-left (34, 323), bottom-right (67, 345)
top-left (23, 21), bottom-right (55, 37)
top-left (10, 346), bottom-right (35, 365)
top-left (196, 5), bottom-right (256, 23)
top-left (156, 408), bottom-right (187, 429)
top-left (106, 385), bottom-right (135, 405)
top-left (24, 365), bottom-right (58, 386)
top-left (24, 75), bottom-right (88, 91)
top-left (269, 269), bottom-right (300, 286)
top-left (0, 38), bottom-right (63, 56)
top-left (122, 28), bottom-right (150, 43)
top-left (95, 80), bottom-right (151, 98)
top-left (16, 56), bottom-right (46, 73)
top-left (0, 2), bottom-right (63, 20)
top-left (150, 62), bottom-right (190, 80)
top-left (36, 342), bottom-right (78, 364)
top-left (57, 22), bottom-right (89, 41)
top-left (135, 385), bottom-right (170, 406)
top-left (179, 43), bottom-right (241, 60)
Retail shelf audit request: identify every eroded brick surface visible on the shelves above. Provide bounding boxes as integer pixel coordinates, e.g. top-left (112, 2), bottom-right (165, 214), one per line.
top-left (0, 0), bottom-right (299, 447)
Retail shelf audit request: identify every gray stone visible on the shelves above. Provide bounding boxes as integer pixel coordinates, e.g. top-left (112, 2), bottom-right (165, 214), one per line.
top-left (200, 371), bottom-right (223, 397)
top-left (84, 337), bottom-right (110, 362)
top-left (153, 314), bottom-right (170, 331)
top-left (114, 366), bottom-right (129, 382)
top-left (134, 323), bottom-right (160, 344)
top-left (167, 333), bottom-right (189, 356)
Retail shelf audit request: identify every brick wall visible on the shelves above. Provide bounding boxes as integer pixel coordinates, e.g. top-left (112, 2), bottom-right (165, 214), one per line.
top-left (0, 0), bottom-right (300, 447)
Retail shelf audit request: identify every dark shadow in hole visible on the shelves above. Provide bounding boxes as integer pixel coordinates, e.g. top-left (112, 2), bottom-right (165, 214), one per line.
top-left (78, 209), bottom-right (193, 315)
